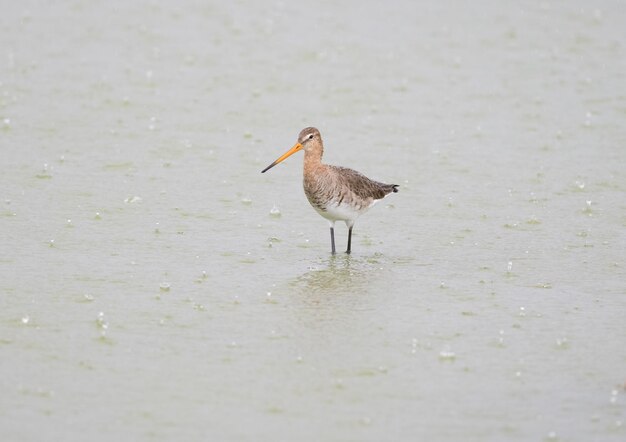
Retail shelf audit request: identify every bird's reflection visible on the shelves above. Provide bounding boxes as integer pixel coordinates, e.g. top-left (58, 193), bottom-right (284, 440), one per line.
top-left (289, 253), bottom-right (387, 310)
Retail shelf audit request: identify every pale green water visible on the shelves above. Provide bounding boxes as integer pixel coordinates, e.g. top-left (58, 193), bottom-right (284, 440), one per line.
top-left (1, 1), bottom-right (625, 441)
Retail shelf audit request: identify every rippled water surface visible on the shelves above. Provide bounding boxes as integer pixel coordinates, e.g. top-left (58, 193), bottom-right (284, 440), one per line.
top-left (1, 1), bottom-right (625, 441)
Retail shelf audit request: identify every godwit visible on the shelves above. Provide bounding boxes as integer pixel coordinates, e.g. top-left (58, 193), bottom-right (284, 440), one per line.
top-left (261, 127), bottom-right (398, 254)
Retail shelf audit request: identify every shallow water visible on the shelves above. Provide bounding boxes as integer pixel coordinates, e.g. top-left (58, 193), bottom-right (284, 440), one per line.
top-left (1, 1), bottom-right (625, 441)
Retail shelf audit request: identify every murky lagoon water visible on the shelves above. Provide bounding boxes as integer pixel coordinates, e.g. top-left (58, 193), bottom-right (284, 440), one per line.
top-left (1, 1), bottom-right (625, 440)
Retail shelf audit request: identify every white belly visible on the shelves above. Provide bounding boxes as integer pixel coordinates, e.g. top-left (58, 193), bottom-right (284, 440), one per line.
top-left (313, 199), bottom-right (379, 227)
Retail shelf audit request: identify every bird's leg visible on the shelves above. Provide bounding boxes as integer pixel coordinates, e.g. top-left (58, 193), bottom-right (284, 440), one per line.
top-left (330, 226), bottom-right (336, 254)
top-left (346, 226), bottom-right (353, 254)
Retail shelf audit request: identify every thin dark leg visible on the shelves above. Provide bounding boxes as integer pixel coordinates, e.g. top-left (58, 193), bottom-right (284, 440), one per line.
top-left (346, 226), bottom-right (353, 254)
top-left (330, 226), bottom-right (336, 254)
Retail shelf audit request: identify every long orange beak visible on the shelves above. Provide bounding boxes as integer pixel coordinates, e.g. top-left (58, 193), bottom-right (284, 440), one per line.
top-left (261, 143), bottom-right (303, 173)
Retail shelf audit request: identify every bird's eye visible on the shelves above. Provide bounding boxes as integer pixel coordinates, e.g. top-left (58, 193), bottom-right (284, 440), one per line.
top-left (308, 134), bottom-right (314, 140)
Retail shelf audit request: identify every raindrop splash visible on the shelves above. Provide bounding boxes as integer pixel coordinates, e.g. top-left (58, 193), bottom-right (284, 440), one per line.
top-left (269, 205), bottom-right (281, 217)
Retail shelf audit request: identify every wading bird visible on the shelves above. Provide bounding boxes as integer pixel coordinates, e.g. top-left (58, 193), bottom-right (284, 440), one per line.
top-left (261, 127), bottom-right (398, 254)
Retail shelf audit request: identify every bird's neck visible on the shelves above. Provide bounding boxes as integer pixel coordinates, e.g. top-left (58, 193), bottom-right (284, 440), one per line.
top-left (303, 145), bottom-right (324, 175)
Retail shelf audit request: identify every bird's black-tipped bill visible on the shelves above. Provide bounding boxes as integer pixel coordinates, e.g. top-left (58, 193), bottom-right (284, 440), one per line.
top-left (261, 142), bottom-right (303, 173)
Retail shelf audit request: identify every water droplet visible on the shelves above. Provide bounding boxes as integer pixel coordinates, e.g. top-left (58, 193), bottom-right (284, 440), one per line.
top-left (124, 196), bottom-right (142, 204)
top-left (83, 294), bottom-right (94, 302)
top-left (159, 282), bottom-right (171, 292)
top-left (439, 281), bottom-right (446, 289)
top-left (439, 350), bottom-right (456, 361)
top-left (546, 430), bottom-right (558, 441)
top-left (48, 239), bottom-right (55, 247)
top-left (265, 291), bottom-right (278, 304)
top-left (2, 118), bottom-right (11, 129)
top-left (269, 205), bottom-right (281, 217)
top-left (497, 330), bottom-right (505, 347)
top-left (21, 315), bottom-right (30, 324)
top-left (94, 212), bottom-right (102, 220)
top-left (96, 312), bottom-right (108, 336)
top-left (66, 219), bottom-right (73, 227)
top-left (556, 337), bottom-right (568, 348)
top-left (36, 163), bottom-right (53, 179)
top-left (519, 307), bottom-right (526, 317)
top-left (507, 261), bottom-right (513, 272)
top-left (241, 197), bottom-right (252, 205)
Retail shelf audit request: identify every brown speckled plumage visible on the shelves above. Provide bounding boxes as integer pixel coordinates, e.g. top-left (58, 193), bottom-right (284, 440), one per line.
top-left (262, 127), bottom-right (398, 254)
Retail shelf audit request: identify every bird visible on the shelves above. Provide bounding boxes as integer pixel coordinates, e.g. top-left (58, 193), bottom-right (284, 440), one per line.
top-left (261, 127), bottom-right (398, 254)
